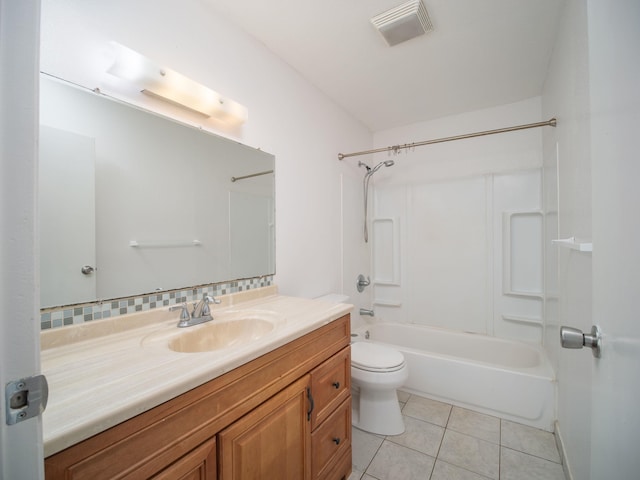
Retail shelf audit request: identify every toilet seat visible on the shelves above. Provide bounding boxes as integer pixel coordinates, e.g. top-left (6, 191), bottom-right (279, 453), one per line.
top-left (351, 342), bottom-right (406, 372)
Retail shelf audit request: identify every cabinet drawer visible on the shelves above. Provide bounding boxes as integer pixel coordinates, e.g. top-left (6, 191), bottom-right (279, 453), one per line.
top-left (311, 399), bottom-right (351, 479)
top-left (317, 447), bottom-right (352, 480)
top-left (310, 346), bottom-right (350, 428)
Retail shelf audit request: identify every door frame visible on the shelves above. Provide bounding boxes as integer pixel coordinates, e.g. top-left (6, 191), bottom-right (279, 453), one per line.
top-left (0, 1), bottom-right (44, 479)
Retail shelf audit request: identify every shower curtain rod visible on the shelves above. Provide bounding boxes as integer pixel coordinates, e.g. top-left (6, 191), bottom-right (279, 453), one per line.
top-left (337, 117), bottom-right (557, 160)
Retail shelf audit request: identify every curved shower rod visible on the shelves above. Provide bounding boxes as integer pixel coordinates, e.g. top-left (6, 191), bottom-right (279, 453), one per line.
top-left (338, 118), bottom-right (557, 160)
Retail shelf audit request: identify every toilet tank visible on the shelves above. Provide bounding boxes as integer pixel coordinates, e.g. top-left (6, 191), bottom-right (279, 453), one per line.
top-left (314, 293), bottom-right (350, 304)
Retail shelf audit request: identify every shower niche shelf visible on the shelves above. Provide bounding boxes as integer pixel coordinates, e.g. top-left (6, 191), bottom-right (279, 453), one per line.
top-left (502, 211), bottom-right (543, 297)
top-left (372, 217), bottom-right (401, 286)
top-left (372, 299), bottom-right (402, 308)
top-left (552, 237), bottom-right (592, 252)
top-left (502, 314), bottom-right (543, 327)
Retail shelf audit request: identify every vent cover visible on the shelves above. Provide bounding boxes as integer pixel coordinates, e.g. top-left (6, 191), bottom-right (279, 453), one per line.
top-left (371, 0), bottom-right (433, 46)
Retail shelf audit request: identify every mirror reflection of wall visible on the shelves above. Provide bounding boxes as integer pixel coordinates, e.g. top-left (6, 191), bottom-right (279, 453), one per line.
top-left (39, 75), bottom-right (275, 309)
top-left (230, 191), bottom-right (274, 279)
top-left (39, 126), bottom-right (97, 307)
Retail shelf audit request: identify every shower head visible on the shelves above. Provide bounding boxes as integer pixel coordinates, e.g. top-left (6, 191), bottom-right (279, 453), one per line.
top-left (362, 159), bottom-right (395, 243)
top-left (368, 159), bottom-right (395, 176)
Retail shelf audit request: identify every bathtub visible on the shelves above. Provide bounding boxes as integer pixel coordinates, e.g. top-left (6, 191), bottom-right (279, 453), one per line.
top-left (352, 323), bottom-right (556, 431)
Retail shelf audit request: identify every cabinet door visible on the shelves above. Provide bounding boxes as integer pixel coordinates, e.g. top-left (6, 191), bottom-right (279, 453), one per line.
top-left (218, 375), bottom-right (312, 480)
top-left (151, 437), bottom-right (216, 480)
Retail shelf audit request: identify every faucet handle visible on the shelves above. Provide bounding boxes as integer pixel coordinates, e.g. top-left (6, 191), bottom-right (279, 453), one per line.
top-left (169, 303), bottom-right (191, 322)
top-left (201, 294), bottom-right (221, 317)
top-left (205, 294), bottom-right (221, 305)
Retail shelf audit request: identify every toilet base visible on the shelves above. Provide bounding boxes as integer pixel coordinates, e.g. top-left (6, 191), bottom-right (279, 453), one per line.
top-left (352, 388), bottom-right (405, 435)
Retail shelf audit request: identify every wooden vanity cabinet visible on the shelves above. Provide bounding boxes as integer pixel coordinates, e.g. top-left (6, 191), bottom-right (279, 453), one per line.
top-left (45, 314), bottom-right (351, 480)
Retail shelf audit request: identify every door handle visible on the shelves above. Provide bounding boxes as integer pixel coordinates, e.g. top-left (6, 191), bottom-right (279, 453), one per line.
top-left (81, 265), bottom-right (95, 275)
top-left (560, 325), bottom-right (601, 358)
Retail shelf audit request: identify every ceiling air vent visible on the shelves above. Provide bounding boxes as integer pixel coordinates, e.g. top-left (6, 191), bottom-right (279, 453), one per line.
top-left (371, 0), bottom-right (433, 46)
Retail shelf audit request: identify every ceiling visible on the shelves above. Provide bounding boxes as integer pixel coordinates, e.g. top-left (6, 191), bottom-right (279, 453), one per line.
top-left (206, 0), bottom-right (564, 132)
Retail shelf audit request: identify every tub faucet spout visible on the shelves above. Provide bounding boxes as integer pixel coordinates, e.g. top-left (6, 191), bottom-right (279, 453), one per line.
top-left (359, 308), bottom-right (374, 317)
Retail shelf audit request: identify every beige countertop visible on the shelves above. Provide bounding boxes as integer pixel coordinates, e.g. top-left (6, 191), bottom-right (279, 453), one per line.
top-left (41, 287), bottom-right (352, 457)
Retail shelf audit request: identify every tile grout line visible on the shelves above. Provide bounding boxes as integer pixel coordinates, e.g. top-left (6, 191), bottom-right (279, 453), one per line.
top-left (498, 418), bottom-right (502, 480)
top-left (429, 402), bottom-right (454, 478)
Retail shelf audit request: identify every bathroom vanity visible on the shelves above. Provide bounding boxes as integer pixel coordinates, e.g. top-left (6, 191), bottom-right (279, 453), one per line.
top-left (42, 290), bottom-right (352, 479)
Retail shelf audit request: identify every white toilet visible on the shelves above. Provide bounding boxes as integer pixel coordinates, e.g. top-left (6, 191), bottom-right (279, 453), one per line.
top-left (313, 293), bottom-right (408, 435)
top-left (351, 341), bottom-right (408, 435)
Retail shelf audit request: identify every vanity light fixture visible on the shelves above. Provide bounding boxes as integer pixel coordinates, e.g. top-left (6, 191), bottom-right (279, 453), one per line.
top-left (106, 42), bottom-right (248, 124)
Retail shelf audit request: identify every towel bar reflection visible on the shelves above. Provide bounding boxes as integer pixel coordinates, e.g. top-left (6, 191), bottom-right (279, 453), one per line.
top-left (129, 240), bottom-right (202, 248)
top-left (231, 170), bottom-right (274, 182)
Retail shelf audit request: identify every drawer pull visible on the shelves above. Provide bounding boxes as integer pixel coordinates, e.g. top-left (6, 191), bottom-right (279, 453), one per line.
top-left (332, 437), bottom-right (341, 445)
top-left (332, 381), bottom-right (340, 389)
top-left (307, 387), bottom-right (314, 421)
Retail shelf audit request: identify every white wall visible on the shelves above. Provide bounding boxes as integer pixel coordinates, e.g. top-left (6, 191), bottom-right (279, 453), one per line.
top-left (541, 1), bottom-right (593, 479)
top-left (39, 0), bottom-right (372, 304)
top-left (364, 98), bottom-right (546, 342)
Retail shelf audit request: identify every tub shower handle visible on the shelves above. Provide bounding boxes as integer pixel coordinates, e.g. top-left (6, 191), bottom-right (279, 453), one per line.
top-left (356, 274), bottom-right (371, 293)
top-left (560, 325), bottom-right (601, 358)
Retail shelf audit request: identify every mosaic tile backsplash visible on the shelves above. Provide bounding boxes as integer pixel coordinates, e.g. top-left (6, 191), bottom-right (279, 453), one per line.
top-left (40, 275), bottom-right (274, 330)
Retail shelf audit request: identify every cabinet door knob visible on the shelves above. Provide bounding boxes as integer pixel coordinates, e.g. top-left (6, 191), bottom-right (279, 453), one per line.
top-left (332, 437), bottom-right (341, 445)
top-left (332, 381), bottom-right (340, 389)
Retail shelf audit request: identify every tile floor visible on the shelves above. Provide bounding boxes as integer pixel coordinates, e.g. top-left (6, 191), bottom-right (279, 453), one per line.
top-left (349, 391), bottom-right (566, 480)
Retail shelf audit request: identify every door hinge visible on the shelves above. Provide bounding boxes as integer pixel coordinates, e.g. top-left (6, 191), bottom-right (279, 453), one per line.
top-left (5, 374), bottom-right (48, 425)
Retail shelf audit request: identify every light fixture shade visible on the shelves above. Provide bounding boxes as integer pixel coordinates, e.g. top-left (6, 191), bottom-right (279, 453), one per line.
top-left (371, 0), bottom-right (433, 46)
top-left (106, 43), bottom-right (247, 124)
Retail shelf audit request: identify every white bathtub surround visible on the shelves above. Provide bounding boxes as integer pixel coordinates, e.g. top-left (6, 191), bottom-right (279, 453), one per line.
top-left (353, 323), bottom-right (555, 431)
top-left (369, 98), bottom-right (545, 346)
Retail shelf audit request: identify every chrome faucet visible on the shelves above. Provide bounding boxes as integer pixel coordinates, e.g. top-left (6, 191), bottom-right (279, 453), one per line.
top-left (170, 294), bottom-right (221, 328)
top-left (359, 308), bottom-right (375, 317)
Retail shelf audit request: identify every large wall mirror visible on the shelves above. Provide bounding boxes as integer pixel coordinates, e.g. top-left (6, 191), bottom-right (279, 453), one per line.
top-left (39, 75), bottom-right (275, 309)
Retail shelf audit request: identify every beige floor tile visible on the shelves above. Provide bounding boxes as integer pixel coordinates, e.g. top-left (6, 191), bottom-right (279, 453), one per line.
top-left (352, 393), bottom-right (567, 480)
top-left (366, 440), bottom-right (436, 480)
top-left (348, 470), bottom-right (364, 480)
top-left (352, 426), bottom-right (384, 473)
top-left (402, 395), bottom-right (451, 427)
top-left (500, 447), bottom-right (566, 480)
top-left (501, 420), bottom-right (560, 463)
top-left (447, 407), bottom-right (501, 444)
top-left (397, 389), bottom-right (411, 403)
top-left (431, 460), bottom-right (493, 480)
top-left (438, 430), bottom-right (500, 479)
top-left (386, 415), bottom-right (445, 456)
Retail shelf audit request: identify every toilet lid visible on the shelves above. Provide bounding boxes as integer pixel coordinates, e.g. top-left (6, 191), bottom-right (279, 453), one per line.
top-left (351, 342), bottom-right (405, 371)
